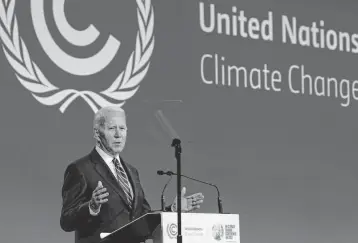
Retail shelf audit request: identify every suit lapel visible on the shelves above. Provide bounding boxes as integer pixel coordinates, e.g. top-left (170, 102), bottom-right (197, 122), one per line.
top-left (90, 149), bottom-right (131, 210)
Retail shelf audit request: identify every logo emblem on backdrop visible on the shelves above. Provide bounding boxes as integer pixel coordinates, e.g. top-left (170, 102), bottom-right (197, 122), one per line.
top-left (167, 223), bottom-right (178, 239)
top-left (0, 0), bottom-right (155, 113)
top-left (212, 223), bottom-right (224, 241)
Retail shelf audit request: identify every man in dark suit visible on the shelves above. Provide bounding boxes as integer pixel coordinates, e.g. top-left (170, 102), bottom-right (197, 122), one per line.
top-left (60, 106), bottom-right (204, 243)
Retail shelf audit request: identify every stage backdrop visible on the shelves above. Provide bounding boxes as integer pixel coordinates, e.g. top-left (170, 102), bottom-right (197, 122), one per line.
top-left (1, 0), bottom-right (357, 243)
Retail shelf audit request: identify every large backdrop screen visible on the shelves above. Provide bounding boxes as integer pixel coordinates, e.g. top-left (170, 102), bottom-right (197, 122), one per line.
top-left (0, 1), bottom-right (357, 243)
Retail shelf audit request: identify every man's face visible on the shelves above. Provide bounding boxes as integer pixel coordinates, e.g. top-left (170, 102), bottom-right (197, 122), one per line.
top-left (96, 112), bottom-right (127, 155)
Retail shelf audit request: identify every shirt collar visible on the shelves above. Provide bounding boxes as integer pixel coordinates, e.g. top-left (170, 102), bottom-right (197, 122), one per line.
top-left (95, 145), bottom-right (120, 164)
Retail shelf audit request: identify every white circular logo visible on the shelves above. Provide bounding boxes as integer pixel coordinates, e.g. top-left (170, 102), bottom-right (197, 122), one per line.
top-left (0, 0), bottom-right (155, 113)
top-left (167, 223), bottom-right (178, 239)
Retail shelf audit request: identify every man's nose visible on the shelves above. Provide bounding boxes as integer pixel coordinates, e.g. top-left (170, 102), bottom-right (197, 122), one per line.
top-left (114, 128), bottom-right (122, 138)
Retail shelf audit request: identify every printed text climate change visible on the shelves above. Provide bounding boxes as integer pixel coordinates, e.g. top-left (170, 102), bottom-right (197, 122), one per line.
top-left (198, 2), bottom-right (358, 107)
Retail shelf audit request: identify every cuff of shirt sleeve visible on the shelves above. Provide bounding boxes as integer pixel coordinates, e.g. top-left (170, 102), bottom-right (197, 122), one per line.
top-left (89, 203), bottom-right (101, 216)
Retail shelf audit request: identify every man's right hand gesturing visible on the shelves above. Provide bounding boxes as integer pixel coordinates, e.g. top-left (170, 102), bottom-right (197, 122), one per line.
top-left (89, 181), bottom-right (109, 213)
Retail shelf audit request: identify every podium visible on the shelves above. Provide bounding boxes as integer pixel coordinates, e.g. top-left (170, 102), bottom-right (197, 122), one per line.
top-left (100, 212), bottom-right (240, 243)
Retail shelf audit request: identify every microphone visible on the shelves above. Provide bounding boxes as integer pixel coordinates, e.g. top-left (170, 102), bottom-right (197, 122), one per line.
top-left (157, 170), bottom-right (174, 176)
top-left (157, 170), bottom-right (174, 211)
top-left (157, 170), bottom-right (224, 214)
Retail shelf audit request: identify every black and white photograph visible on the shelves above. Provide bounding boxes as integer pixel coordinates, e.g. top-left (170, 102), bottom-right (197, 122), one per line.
top-left (0, 1), bottom-right (357, 243)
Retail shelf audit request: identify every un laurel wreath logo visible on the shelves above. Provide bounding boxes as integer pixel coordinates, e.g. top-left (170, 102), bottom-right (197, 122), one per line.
top-left (0, 0), bottom-right (154, 113)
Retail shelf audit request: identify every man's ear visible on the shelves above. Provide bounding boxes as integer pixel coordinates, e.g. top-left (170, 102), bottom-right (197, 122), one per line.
top-left (93, 128), bottom-right (99, 140)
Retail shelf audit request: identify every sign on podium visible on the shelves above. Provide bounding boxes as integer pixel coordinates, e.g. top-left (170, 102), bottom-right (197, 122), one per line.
top-left (100, 212), bottom-right (240, 243)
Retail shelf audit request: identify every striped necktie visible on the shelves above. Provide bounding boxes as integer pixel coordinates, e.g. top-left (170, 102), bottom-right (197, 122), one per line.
top-left (112, 158), bottom-right (133, 206)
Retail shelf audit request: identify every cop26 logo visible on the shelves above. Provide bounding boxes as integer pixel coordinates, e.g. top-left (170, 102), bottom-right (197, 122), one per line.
top-left (0, 0), bottom-right (154, 113)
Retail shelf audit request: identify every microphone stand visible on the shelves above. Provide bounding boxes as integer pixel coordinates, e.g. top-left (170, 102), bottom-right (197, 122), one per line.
top-left (171, 138), bottom-right (182, 243)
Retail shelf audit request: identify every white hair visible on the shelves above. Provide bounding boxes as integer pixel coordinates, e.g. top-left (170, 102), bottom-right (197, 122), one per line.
top-left (93, 106), bottom-right (126, 130)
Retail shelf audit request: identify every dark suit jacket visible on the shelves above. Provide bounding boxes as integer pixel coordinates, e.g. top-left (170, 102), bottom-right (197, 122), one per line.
top-left (60, 148), bottom-right (152, 243)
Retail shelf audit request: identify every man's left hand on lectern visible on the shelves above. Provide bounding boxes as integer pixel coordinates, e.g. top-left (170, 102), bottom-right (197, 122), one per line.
top-left (171, 187), bottom-right (204, 212)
